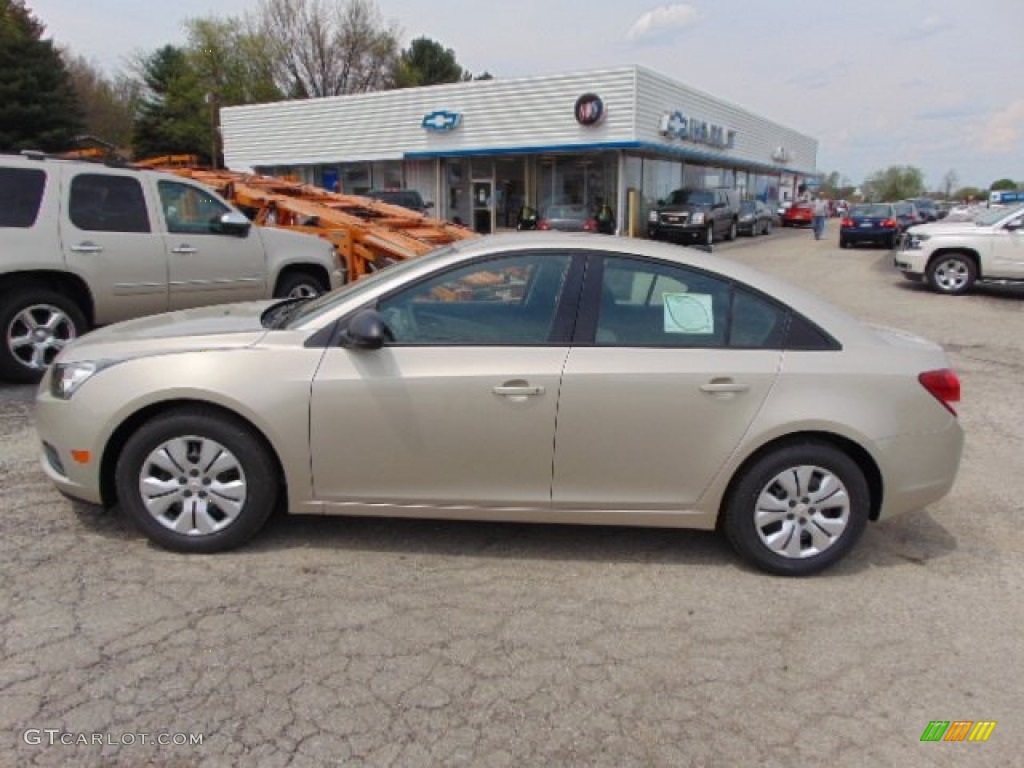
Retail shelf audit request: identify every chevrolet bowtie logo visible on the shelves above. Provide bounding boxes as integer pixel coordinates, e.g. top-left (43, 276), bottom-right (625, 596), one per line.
top-left (422, 111), bottom-right (461, 131)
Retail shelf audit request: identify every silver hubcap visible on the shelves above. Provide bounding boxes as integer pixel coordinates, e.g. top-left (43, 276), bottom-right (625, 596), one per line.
top-left (754, 465), bottom-right (851, 559)
top-left (7, 304), bottom-right (76, 370)
top-left (138, 436), bottom-right (247, 536)
top-left (934, 259), bottom-right (969, 291)
top-left (287, 283), bottom-right (319, 299)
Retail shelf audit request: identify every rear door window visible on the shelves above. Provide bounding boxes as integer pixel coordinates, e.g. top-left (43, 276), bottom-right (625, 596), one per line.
top-left (69, 174), bottom-right (151, 233)
top-left (0, 168), bottom-right (47, 227)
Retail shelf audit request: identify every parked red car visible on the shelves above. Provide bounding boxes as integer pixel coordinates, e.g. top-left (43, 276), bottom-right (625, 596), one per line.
top-left (781, 201), bottom-right (814, 227)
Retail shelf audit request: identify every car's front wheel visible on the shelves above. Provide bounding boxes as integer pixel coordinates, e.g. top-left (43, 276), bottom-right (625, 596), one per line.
top-left (274, 271), bottom-right (327, 300)
top-left (722, 442), bottom-right (870, 576)
top-left (704, 224), bottom-right (714, 246)
top-left (0, 287), bottom-right (87, 383)
top-left (926, 253), bottom-right (976, 295)
top-left (116, 408), bottom-right (279, 553)
top-left (726, 220), bottom-right (737, 241)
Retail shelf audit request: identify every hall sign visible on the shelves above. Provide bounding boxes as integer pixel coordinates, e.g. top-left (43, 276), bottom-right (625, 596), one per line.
top-left (658, 110), bottom-right (736, 150)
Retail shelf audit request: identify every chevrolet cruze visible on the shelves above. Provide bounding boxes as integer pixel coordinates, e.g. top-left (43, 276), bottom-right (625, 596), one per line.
top-left (36, 234), bottom-right (964, 575)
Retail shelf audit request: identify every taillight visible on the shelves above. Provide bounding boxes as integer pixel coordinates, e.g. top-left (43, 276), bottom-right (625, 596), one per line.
top-left (584, 218), bottom-right (598, 232)
top-left (881, 218), bottom-right (898, 228)
top-left (919, 369), bottom-right (960, 415)
top-left (537, 220), bottom-right (551, 230)
top-left (841, 217), bottom-right (854, 227)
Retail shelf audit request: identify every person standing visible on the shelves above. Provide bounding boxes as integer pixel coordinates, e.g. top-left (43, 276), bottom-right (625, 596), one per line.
top-left (812, 195), bottom-right (829, 240)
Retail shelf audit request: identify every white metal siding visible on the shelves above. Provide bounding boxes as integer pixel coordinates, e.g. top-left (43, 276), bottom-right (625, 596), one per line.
top-left (633, 68), bottom-right (816, 173)
top-left (222, 66), bottom-right (816, 175)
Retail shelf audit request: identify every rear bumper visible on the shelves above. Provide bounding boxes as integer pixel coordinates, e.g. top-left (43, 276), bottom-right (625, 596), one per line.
top-left (875, 420), bottom-right (964, 518)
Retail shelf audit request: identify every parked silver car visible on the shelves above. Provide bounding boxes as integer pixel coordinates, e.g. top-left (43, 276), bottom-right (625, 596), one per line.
top-left (36, 233), bottom-right (964, 575)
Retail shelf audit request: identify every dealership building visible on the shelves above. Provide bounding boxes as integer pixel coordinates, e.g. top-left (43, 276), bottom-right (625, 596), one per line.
top-left (221, 65), bottom-right (818, 236)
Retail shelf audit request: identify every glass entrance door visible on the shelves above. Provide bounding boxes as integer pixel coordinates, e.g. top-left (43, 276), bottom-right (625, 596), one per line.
top-left (472, 180), bottom-right (493, 234)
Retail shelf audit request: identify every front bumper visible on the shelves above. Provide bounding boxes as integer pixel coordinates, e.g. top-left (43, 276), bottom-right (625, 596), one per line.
top-left (36, 372), bottom-right (108, 505)
top-left (893, 247), bottom-right (928, 275)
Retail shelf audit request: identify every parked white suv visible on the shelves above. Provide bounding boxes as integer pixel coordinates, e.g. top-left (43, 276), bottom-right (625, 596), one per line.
top-left (895, 203), bottom-right (1024, 294)
top-left (0, 153), bottom-right (343, 381)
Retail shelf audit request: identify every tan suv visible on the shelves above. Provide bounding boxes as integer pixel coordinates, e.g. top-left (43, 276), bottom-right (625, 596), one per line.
top-left (0, 152), bottom-right (343, 381)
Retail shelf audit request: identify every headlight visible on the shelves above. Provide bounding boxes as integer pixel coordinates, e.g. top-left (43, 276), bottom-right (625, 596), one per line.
top-left (740, 214), bottom-right (753, 222)
top-left (648, 210), bottom-right (658, 223)
top-left (691, 212), bottom-right (705, 224)
top-left (905, 233), bottom-right (929, 250)
top-left (50, 361), bottom-right (115, 400)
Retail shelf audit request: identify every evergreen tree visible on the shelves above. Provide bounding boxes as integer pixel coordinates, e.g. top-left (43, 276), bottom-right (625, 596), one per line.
top-left (393, 37), bottom-right (466, 88)
top-left (132, 45), bottom-right (211, 162)
top-left (0, 0), bottom-right (82, 152)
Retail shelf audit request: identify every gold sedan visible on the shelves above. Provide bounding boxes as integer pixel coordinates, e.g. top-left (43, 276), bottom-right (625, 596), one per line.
top-left (36, 233), bottom-right (964, 575)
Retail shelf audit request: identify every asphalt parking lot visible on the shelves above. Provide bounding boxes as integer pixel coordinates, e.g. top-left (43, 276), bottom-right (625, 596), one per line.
top-left (2, 223), bottom-right (1022, 767)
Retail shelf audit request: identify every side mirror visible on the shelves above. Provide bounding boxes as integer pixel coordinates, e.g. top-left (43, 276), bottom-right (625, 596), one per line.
top-left (219, 210), bottom-right (252, 236)
top-left (339, 308), bottom-right (389, 350)
top-left (424, 201), bottom-right (435, 210)
top-left (656, 199), bottom-right (665, 206)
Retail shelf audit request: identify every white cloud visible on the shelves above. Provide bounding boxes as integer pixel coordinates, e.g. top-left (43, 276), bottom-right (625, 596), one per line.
top-left (973, 101), bottom-right (1024, 154)
top-left (626, 4), bottom-right (703, 43)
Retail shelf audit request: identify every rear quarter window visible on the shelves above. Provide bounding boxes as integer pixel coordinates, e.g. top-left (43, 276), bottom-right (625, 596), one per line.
top-left (0, 168), bottom-right (47, 228)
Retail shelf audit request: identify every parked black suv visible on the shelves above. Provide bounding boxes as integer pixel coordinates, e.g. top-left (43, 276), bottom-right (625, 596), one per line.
top-left (648, 188), bottom-right (739, 245)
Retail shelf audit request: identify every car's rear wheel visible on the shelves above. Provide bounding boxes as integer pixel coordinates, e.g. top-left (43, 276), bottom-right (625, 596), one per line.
top-left (926, 253), bottom-right (976, 295)
top-left (839, 236), bottom-right (849, 249)
top-left (116, 409), bottom-right (279, 553)
top-left (0, 288), bottom-right (87, 383)
top-left (722, 442), bottom-right (869, 576)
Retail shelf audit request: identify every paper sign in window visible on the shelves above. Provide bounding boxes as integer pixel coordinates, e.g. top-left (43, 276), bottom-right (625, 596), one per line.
top-left (664, 293), bottom-right (713, 334)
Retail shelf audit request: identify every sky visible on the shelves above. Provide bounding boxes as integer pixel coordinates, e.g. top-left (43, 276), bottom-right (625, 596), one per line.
top-left (27, 0), bottom-right (1023, 191)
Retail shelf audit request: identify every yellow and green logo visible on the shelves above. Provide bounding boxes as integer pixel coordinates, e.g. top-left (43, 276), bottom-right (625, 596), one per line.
top-left (921, 721), bottom-right (996, 742)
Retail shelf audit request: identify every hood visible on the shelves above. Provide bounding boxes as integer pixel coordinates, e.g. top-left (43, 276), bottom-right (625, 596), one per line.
top-left (660, 201), bottom-right (711, 212)
top-left (908, 220), bottom-right (984, 236)
top-left (58, 301), bottom-right (274, 364)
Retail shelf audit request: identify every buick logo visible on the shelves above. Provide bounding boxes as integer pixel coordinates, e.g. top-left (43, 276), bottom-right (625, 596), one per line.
top-left (574, 93), bottom-right (605, 127)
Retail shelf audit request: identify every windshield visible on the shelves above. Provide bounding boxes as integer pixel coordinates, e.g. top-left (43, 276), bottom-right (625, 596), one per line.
top-left (975, 203), bottom-right (1024, 226)
top-left (283, 246), bottom-right (456, 328)
top-left (666, 189), bottom-right (713, 206)
top-left (740, 201), bottom-right (756, 213)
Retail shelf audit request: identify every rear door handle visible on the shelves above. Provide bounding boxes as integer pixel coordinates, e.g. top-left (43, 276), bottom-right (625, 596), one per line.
top-left (700, 379), bottom-right (750, 394)
top-left (171, 245), bottom-right (198, 254)
top-left (70, 242), bottom-right (102, 253)
top-left (492, 385), bottom-right (545, 397)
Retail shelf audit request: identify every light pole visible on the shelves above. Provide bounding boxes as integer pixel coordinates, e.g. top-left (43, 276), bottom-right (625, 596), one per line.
top-left (204, 92), bottom-right (218, 169)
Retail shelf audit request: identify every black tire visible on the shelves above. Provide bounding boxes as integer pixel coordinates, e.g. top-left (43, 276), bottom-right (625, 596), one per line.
top-left (274, 271), bottom-right (327, 300)
top-left (839, 237), bottom-right (849, 249)
top-left (116, 408), bottom-right (279, 553)
top-left (0, 287), bottom-right (88, 383)
top-left (926, 253), bottom-right (976, 295)
top-left (722, 441), bottom-right (870, 576)
top-left (726, 220), bottom-right (737, 241)
top-left (705, 224), bottom-right (714, 246)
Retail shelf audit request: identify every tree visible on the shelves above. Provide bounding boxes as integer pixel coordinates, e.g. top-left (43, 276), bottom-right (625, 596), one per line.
top-left (393, 37), bottom-right (466, 88)
top-left (953, 186), bottom-right (983, 203)
top-left (63, 54), bottom-right (139, 150)
top-left (132, 45), bottom-right (211, 162)
top-left (861, 165), bottom-right (926, 202)
top-left (184, 16), bottom-right (282, 107)
top-left (256, 0), bottom-right (400, 98)
top-left (0, 0), bottom-right (82, 151)
top-left (990, 178), bottom-right (1018, 191)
